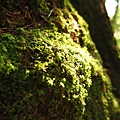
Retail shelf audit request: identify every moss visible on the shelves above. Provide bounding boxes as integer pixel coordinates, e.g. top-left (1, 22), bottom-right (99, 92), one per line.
top-left (0, 28), bottom-right (113, 120)
top-left (0, 0), bottom-right (119, 120)
top-left (0, 28), bottom-right (91, 119)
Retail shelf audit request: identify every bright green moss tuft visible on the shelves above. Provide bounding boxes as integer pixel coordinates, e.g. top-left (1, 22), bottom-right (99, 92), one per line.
top-left (0, 27), bottom-right (113, 119)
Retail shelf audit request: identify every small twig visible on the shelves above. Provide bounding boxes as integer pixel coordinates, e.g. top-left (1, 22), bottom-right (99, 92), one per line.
top-left (47, 9), bottom-right (54, 18)
top-left (0, 27), bottom-right (15, 30)
top-left (0, 23), bottom-right (33, 30)
top-left (22, 23), bottom-right (33, 28)
top-left (2, 7), bottom-right (20, 15)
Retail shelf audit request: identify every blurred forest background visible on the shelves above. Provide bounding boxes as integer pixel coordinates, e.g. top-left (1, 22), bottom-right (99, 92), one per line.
top-left (105, 0), bottom-right (120, 47)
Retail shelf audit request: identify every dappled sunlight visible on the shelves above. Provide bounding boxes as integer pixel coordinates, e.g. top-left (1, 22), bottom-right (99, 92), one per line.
top-left (105, 0), bottom-right (118, 17)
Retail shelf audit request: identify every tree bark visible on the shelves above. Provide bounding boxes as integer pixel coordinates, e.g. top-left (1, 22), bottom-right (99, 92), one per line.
top-left (70, 0), bottom-right (120, 97)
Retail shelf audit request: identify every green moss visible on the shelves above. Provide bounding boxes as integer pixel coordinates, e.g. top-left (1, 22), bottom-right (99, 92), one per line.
top-left (0, 28), bottom-right (91, 119)
top-left (0, 0), bottom-right (119, 120)
top-left (0, 26), bottom-right (113, 119)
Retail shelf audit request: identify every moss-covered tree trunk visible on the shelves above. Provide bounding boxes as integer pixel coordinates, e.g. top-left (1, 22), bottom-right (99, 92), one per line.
top-left (70, 0), bottom-right (120, 97)
top-left (1, 0), bottom-right (120, 119)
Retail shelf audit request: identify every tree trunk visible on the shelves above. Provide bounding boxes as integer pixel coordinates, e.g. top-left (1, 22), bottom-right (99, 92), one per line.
top-left (70, 0), bottom-right (120, 97)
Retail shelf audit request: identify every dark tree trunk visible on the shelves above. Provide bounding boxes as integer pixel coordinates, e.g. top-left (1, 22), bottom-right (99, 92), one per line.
top-left (70, 0), bottom-right (120, 97)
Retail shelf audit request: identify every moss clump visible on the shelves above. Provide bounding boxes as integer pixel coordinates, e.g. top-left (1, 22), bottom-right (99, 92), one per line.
top-left (0, 27), bottom-right (113, 119)
top-left (0, 0), bottom-right (119, 120)
top-left (0, 28), bottom-right (91, 119)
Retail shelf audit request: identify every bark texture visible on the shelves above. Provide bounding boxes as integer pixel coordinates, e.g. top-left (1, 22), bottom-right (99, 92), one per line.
top-left (70, 0), bottom-right (120, 97)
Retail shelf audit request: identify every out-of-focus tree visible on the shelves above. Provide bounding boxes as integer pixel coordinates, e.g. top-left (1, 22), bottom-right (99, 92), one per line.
top-left (111, 0), bottom-right (120, 47)
top-left (70, 0), bottom-right (120, 97)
